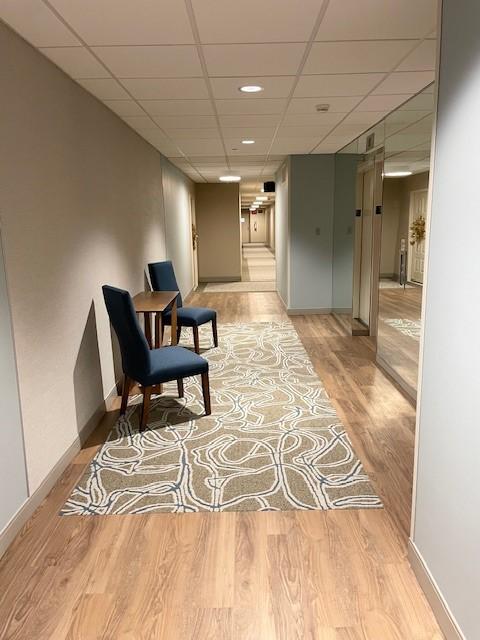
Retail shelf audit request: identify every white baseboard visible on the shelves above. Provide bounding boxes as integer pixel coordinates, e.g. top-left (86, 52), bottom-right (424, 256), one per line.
top-left (287, 307), bottom-right (332, 315)
top-left (408, 540), bottom-right (465, 640)
top-left (0, 383), bottom-right (119, 560)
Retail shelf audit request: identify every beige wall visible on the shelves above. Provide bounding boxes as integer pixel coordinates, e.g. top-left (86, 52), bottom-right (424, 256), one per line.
top-left (381, 172), bottom-right (429, 279)
top-left (195, 184), bottom-right (241, 282)
top-left (0, 23), bottom-right (193, 493)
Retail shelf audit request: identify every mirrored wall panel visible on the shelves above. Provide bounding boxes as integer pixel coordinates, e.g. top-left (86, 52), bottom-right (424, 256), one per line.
top-left (377, 85), bottom-right (434, 397)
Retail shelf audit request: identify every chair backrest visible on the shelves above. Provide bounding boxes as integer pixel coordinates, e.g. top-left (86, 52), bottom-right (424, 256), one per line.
top-left (102, 285), bottom-right (150, 380)
top-left (148, 260), bottom-right (183, 308)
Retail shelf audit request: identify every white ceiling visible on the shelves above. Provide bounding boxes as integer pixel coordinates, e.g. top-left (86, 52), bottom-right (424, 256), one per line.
top-left (0, 0), bottom-right (437, 205)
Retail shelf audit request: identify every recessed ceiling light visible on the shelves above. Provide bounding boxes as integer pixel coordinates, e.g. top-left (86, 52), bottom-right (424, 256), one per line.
top-left (257, 196), bottom-right (268, 201)
top-left (242, 139), bottom-right (255, 145)
top-left (239, 85), bottom-right (263, 93)
top-left (219, 175), bottom-right (241, 182)
top-left (384, 171), bottom-right (413, 177)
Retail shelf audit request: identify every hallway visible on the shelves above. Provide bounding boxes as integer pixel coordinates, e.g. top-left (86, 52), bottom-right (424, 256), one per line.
top-left (0, 291), bottom-right (441, 639)
top-left (203, 243), bottom-right (276, 293)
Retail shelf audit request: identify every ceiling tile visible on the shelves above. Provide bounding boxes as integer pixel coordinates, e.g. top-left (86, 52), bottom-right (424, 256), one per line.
top-left (153, 115), bottom-right (217, 129)
top-left (287, 96), bottom-right (363, 114)
top-left (216, 99), bottom-right (287, 115)
top-left (192, 0), bottom-right (321, 43)
top-left (122, 116), bottom-right (158, 131)
top-left (342, 111), bottom-right (387, 125)
top-left (176, 139), bottom-right (225, 156)
top-left (356, 94), bottom-right (413, 111)
top-left (225, 140), bottom-right (272, 154)
top-left (48, 0), bottom-right (194, 45)
top-left (211, 76), bottom-right (295, 99)
top-left (0, 0), bottom-right (80, 47)
top-left (219, 114), bottom-right (280, 128)
top-left (92, 45), bottom-right (202, 78)
top-left (304, 40), bottom-right (415, 75)
top-left (139, 100), bottom-right (213, 116)
top-left (76, 78), bottom-right (130, 99)
top-left (312, 143), bottom-right (343, 154)
top-left (203, 44), bottom-right (305, 77)
top-left (295, 73), bottom-right (384, 97)
top-left (373, 71), bottom-right (435, 95)
top-left (221, 127), bottom-right (276, 139)
top-left (166, 128), bottom-right (220, 140)
top-left (331, 123), bottom-right (370, 138)
top-left (276, 125), bottom-right (333, 138)
top-left (270, 139), bottom-right (315, 154)
top-left (40, 46), bottom-right (109, 78)
top-left (397, 39), bottom-right (437, 72)
top-left (121, 78), bottom-right (209, 100)
top-left (283, 112), bottom-right (345, 126)
top-left (103, 99), bottom-right (146, 116)
top-left (315, 0), bottom-right (437, 41)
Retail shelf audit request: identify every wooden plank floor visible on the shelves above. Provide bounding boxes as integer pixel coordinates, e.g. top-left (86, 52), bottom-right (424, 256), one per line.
top-left (0, 292), bottom-right (443, 639)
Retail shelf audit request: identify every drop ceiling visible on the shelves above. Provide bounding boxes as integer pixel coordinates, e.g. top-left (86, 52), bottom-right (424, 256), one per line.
top-left (0, 0), bottom-right (437, 205)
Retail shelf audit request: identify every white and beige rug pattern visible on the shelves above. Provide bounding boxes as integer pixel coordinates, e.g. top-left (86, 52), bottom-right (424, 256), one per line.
top-left (62, 322), bottom-right (381, 515)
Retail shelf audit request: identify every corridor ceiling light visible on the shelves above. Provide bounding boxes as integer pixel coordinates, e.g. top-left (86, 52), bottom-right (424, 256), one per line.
top-left (239, 85), bottom-right (263, 93)
top-left (257, 196), bottom-right (268, 201)
top-left (241, 139), bottom-right (255, 144)
top-left (219, 175), bottom-right (241, 182)
top-left (384, 171), bottom-right (413, 177)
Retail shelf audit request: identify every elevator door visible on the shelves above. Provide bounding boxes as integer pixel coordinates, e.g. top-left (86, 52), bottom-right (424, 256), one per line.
top-left (359, 168), bottom-right (375, 326)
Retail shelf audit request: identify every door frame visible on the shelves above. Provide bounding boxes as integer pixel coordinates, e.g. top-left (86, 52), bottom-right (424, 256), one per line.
top-left (352, 149), bottom-right (384, 336)
top-left (407, 188), bottom-right (428, 284)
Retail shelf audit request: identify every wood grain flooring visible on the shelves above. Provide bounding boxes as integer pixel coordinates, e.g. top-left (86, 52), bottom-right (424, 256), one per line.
top-left (0, 292), bottom-right (443, 639)
top-left (377, 286), bottom-right (423, 395)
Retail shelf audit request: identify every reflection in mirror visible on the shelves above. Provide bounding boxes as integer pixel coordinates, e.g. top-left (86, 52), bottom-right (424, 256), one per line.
top-left (377, 85), bottom-right (434, 398)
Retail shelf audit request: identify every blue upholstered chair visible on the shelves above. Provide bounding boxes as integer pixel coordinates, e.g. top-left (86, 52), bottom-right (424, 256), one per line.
top-left (148, 261), bottom-right (218, 354)
top-left (102, 285), bottom-right (211, 431)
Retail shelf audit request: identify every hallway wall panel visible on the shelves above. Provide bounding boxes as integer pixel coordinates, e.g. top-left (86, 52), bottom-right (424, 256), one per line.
top-left (412, 2), bottom-right (480, 637)
top-left (0, 22), bottom-right (185, 493)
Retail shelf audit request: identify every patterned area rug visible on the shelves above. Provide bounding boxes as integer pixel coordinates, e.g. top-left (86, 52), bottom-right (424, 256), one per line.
top-left (384, 318), bottom-right (421, 340)
top-left (62, 322), bottom-right (381, 515)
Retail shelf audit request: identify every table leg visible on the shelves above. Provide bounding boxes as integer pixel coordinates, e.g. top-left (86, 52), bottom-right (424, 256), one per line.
top-left (154, 312), bottom-right (162, 349)
top-left (144, 312), bottom-right (152, 349)
top-left (171, 299), bottom-right (178, 346)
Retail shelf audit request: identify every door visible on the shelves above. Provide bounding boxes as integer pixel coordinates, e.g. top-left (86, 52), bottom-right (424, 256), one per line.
top-left (189, 195), bottom-right (198, 290)
top-left (241, 212), bottom-right (250, 244)
top-left (408, 189), bottom-right (427, 284)
top-left (359, 168), bottom-right (375, 326)
top-left (249, 210), bottom-right (266, 243)
top-left (0, 229), bottom-right (28, 533)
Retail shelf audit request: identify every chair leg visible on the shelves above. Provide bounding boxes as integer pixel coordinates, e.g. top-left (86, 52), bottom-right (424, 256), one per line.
top-left (212, 316), bottom-right (218, 348)
top-left (120, 375), bottom-right (132, 415)
top-left (193, 326), bottom-right (200, 354)
top-left (140, 386), bottom-right (152, 432)
top-left (177, 378), bottom-right (184, 398)
top-left (201, 372), bottom-right (211, 416)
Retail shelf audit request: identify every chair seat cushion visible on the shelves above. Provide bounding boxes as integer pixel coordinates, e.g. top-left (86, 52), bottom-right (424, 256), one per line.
top-left (163, 306), bottom-right (216, 327)
top-left (140, 345), bottom-right (208, 386)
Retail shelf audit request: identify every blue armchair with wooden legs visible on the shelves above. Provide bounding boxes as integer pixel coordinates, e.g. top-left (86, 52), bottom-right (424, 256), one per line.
top-left (148, 260), bottom-right (218, 354)
top-left (102, 285), bottom-right (211, 432)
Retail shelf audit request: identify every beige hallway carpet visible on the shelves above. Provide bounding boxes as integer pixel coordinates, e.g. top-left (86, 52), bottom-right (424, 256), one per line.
top-left (241, 244), bottom-right (276, 282)
top-left (62, 322), bottom-right (381, 515)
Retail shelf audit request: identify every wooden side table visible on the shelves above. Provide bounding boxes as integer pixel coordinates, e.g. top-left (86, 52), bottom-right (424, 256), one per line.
top-left (132, 291), bottom-right (179, 349)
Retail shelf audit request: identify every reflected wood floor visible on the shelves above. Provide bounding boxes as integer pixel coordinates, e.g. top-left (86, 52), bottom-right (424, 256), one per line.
top-left (0, 292), bottom-right (443, 639)
top-left (378, 286), bottom-right (423, 395)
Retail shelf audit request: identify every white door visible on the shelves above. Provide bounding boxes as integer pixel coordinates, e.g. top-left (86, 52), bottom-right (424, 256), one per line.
top-left (409, 189), bottom-right (428, 284)
top-left (359, 168), bottom-right (375, 326)
top-left (249, 210), bottom-right (266, 243)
